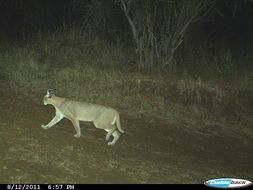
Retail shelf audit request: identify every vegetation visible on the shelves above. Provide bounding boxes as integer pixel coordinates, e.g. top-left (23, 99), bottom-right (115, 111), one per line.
top-left (0, 25), bottom-right (252, 138)
top-left (0, 1), bottom-right (252, 183)
top-left (0, 0), bottom-right (252, 136)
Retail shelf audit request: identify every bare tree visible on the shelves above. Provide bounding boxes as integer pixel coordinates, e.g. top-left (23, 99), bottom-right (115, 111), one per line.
top-left (119, 0), bottom-right (158, 68)
top-left (119, 0), bottom-right (215, 69)
top-left (158, 0), bottom-right (215, 67)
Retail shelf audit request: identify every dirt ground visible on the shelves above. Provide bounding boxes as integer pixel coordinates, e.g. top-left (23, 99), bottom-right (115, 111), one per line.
top-left (0, 89), bottom-right (252, 184)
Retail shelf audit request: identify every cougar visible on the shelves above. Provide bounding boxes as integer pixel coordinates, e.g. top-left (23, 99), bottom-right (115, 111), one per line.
top-left (41, 89), bottom-right (124, 145)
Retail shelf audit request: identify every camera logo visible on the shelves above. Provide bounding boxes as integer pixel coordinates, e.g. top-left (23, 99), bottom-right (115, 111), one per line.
top-left (204, 178), bottom-right (252, 189)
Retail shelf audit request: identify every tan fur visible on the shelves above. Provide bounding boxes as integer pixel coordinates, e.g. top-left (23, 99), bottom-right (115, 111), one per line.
top-left (41, 90), bottom-right (124, 145)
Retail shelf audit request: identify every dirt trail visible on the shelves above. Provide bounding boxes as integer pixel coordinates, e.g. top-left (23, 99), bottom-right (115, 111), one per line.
top-left (0, 89), bottom-right (252, 184)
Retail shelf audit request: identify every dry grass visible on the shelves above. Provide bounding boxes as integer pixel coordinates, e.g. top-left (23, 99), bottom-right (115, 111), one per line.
top-left (0, 27), bottom-right (252, 139)
top-left (0, 78), bottom-right (252, 184)
top-left (0, 28), bottom-right (252, 184)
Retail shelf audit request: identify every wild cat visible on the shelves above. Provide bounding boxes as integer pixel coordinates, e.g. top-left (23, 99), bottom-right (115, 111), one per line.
top-left (41, 89), bottom-right (124, 145)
